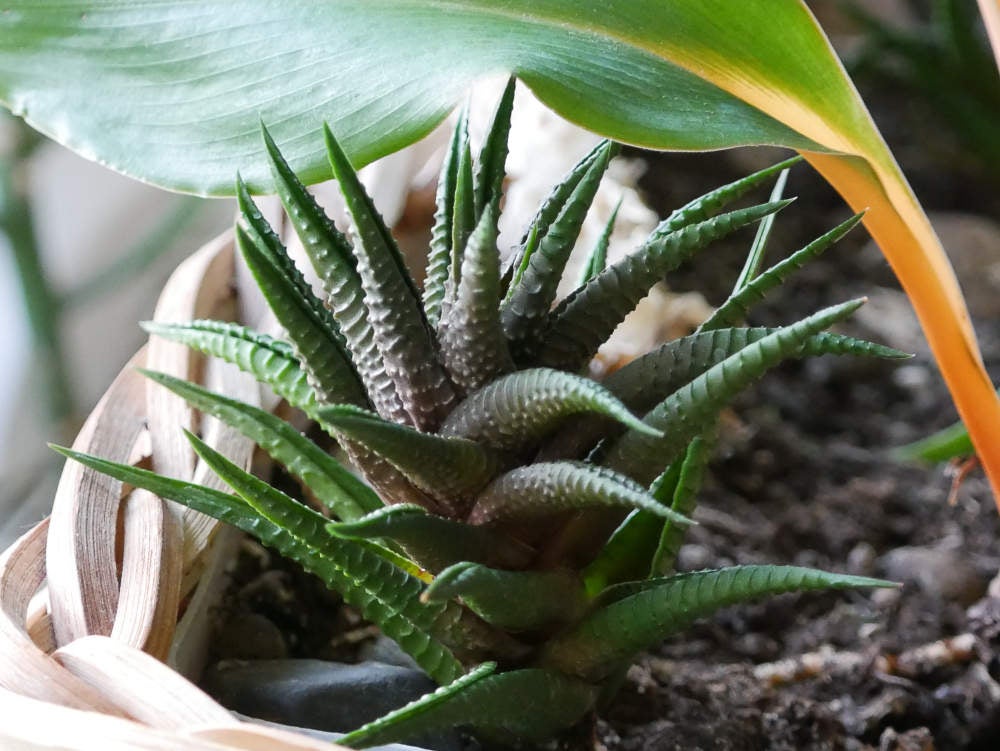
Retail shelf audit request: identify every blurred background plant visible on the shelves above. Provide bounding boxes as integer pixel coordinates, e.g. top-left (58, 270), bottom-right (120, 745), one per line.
top-left (0, 111), bottom-right (232, 545)
top-left (843, 0), bottom-right (1000, 193)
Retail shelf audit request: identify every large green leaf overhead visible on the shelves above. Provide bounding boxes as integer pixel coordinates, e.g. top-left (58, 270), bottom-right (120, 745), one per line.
top-left (4, 0), bottom-right (1000, 502)
top-left (0, 1), bottom-right (818, 194)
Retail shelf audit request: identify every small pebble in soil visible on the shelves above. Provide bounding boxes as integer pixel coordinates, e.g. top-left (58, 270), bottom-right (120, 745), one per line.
top-left (214, 612), bottom-right (288, 661)
top-left (879, 546), bottom-right (988, 606)
top-left (357, 634), bottom-right (422, 671)
top-left (202, 658), bottom-right (462, 751)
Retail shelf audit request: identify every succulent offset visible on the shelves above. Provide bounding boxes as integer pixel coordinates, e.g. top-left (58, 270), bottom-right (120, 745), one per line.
top-left (58, 82), bottom-right (902, 747)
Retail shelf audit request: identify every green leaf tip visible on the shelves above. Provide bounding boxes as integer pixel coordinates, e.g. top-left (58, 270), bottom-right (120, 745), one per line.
top-left (544, 564), bottom-right (896, 681)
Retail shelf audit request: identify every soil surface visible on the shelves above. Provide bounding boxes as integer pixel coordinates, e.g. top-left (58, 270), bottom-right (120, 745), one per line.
top-left (203, 84), bottom-right (1000, 751)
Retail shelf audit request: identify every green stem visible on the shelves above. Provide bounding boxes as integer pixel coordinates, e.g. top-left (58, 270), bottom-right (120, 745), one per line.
top-left (0, 119), bottom-right (76, 429)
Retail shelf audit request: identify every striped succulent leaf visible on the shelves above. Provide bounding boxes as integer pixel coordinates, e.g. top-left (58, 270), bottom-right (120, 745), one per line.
top-left (234, 224), bottom-right (368, 408)
top-left (262, 123), bottom-right (407, 424)
top-left (328, 505), bottom-right (534, 573)
top-left (140, 320), bottom-right (318, 414)
top-left (542, 565), bottom-right (894, 682)
top-left (501, 140), bottom-right (617, 359)
top-left (537, 199), bottom-right (794, 372)
top-left (604, 299), bottom-right (866, 484)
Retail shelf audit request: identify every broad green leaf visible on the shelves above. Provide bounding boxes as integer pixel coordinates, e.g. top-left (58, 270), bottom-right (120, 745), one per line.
top-left (542, 565), bottom-right (895, 681)
top-left (340, 666), bottom-right (597, 748)
top-left (5, 1), bottom-right (994, 499)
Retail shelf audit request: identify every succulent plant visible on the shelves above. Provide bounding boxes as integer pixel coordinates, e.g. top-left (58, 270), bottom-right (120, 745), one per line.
top-left (57, 82), bottom-right (902, 747)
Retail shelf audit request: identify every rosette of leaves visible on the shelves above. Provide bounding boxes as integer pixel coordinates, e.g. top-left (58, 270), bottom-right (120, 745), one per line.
top-left (57, 83), bottom-right (901, 748)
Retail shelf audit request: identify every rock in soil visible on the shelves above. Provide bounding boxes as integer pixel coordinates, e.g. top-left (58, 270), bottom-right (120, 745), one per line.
top-left (202, 659), bottom-right (461, 751)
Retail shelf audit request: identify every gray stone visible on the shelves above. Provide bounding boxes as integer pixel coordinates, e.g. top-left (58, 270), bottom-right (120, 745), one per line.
top-left (357, 635), bottom-right (421, 671)
top-left (202, 659), bottom-right (461, 751)
top-left (850, 287), bottom-right (927, 357)
top-left (880, 545), bottom-right (987, 605)
top-left (215, 612), bottom-right (288, 661)
top-left (930, 212), bottom-right (1000, 320)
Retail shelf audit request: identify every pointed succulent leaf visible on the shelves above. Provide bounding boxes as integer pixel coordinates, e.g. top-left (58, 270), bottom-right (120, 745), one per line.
top-left (603, 299), bottom-right (866, 484)
top-left (424, 562), bottom-right (587, 631)
top-left (731, 167), bottom-right (790, 292)
top-left (702, 211), bottom-right (866, 331)
top-left (236, 174), bottom-right (344, 348)
top-left (185, 430), bottom-right (528, 673)
top-left (53, 444), bottom-right (464, 684)
top-left (467, 462), bottom-right (691, 526)
top-left (896, 419), bottom-right (974, 464)
top-left (441, 367), bottom-right (659, 454)
top-left (605, 322), bottom-right (909, 416)
top-left (141, 369), bottom-right (381, 521)
top-left (473, 78), bottom-right (515, 218)
top-left (329, 505), bottom-right (534, 573)
top-left (449, 120), bottom-right (476, 292)
top-left (140, 320), bottom-right (317, 414)
top-left (262, 125), bottom-right (406, 424)
top-left (318, 404), bottom-right (500, 506)
top-left (325, 125), bottom-right (457, 430)
top-left (539, 199), bottom-right (793, 372)
top-left (581, 456), bottom-right (686, 596)
top-left (654, 156), bottom-right (803, 236)
top-left (438, 205), bottom-right (514, 392)
top-left (333, 438), bottom-right (445, 514)
top-left (261, 123), bottom-right (356, 278)
top-left (340, 663), bottom-right (497, 749)
top-left (543, 565), bottom-right (895, 681)
top-left (424, 114), bottom-right (463, 328)
top-left (505, 139), bottom-right (611, 298)
top-left (501, 140), bottom-right (616, 359)
top-left (577, 196), bottom-right (621, 287)
top-left (340, 666), bottom-right (598, 748)
top-left (235, 225), bottom-right (368, 407)
top-left (52, 444), bottom-right (267, 539)
top-left (650, 432), bottom-right (715, 576)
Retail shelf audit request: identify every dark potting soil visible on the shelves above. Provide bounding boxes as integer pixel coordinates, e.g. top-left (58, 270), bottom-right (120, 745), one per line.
top-left (202, 142), bottom-right (1000, 749)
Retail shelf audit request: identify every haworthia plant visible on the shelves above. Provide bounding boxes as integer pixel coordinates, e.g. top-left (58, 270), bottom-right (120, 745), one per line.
top-left (61, 96), bottom-right (899, 746)
top-left (5, 1), bottom-right (997, 498)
